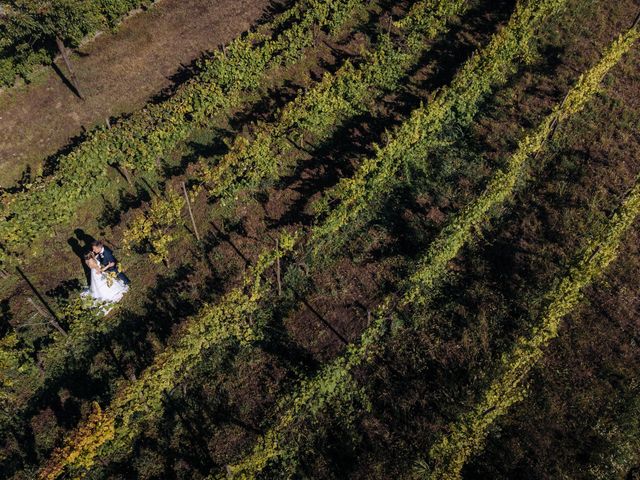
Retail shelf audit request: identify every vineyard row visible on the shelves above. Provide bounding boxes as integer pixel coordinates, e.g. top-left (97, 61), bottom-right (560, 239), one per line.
top-left (123, 0), bottom-right (470, 264)
top-left (0, 0), bottom-right (366, 267)
top-left (224, 23), bottom-right (638, 479)
top-left (37, 0), bottom-right (582, 477)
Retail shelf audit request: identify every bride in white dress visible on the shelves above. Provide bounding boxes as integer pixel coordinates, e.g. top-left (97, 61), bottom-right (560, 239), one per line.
top-left (83, 252), bottom-right (129, 303)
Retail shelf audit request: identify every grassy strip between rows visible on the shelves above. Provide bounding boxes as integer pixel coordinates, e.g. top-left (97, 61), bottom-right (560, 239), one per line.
top-left (422, 176), bottom-right (640, 480)
top-left (0, 0), bottom-right (365, 267)
top-left (123, 0), bottom-right (470, 264)
top-left (308, 0), bottom-right (569, 258)
top-left (220, 24), bottom-right (636, 479)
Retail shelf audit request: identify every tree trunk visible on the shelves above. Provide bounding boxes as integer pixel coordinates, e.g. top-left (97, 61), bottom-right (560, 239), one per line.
top-left (182, 182), bottom-right (201, 242)
top-left (55, 36), bottom-right (85, 100)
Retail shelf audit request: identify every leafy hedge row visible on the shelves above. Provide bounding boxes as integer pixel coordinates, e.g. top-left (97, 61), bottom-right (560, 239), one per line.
top-left (425, 174), bottom-right (640, 480)
top-left (0, 0), bottom-right (364, 267)
top-left (122, 0), bottom-right (469, 263)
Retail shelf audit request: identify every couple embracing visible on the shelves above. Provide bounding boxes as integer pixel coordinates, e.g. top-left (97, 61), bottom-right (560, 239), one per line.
top-left (83, 240), bottom-right (131, 303)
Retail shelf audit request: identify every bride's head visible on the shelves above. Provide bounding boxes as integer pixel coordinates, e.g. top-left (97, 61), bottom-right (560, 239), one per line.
top-left (84, 252), bottom-right (98, 268)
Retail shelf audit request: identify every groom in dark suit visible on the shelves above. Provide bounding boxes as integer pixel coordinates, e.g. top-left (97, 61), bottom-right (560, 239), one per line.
top-left (91, 240), bottom-right (131, 286)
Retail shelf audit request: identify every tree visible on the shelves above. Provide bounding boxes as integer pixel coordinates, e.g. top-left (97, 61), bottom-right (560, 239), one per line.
top-left (0, 0), bottom-right (150, 89)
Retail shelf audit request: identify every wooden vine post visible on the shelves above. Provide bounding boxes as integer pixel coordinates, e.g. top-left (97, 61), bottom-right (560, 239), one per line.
top-left (55, 37), bottom-right (85, 100)
top-left (182, 182), bottom-right (201, 242)
top-left (17, 267), bottom-right (67, 336)
top-left (16, 270), bottom-right (53, 319)
top-left (276, 238), bottom-right (282, 296)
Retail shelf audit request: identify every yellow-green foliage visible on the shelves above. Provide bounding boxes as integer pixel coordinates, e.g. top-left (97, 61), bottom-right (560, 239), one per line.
top-left (309, 0), bottom-right (569, 257)
top-left (403, 25), bottom-right (640, 307)
top-left (0, 0), bottom-right (365, 268)
top-left (225, 300), bottom-right (392, 479)
top-left (39, 232), bottom-right (298, 479)
top-left (122, 189), bottom-right (185, 264)
top-left (423, 179), bottom-right (640, 480)
top-left (39, 402), bottom-right (115, 480)
top-left (200, 0), bottom-right (469, 201)
top-left (142, 0), bottom-right (469, 258)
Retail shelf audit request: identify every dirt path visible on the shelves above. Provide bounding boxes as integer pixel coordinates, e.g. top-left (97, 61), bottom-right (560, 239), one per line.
top-left (0, 0), bottom-right (272, 186)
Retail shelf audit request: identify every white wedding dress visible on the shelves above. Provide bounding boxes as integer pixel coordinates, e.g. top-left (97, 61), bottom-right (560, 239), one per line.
top-left (85, 267), bottom-right (129, 303)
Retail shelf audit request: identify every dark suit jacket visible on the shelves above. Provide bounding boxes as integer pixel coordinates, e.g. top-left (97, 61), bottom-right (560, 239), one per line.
top-left (97, 247), bottom-right (119, 273)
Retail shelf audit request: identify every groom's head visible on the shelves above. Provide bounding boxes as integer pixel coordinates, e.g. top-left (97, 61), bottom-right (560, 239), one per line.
top-left (91, 240), bottom-right (104, 254)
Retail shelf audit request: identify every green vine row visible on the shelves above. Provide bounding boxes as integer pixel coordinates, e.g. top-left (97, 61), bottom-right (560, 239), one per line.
top-left (0, 0), bottom-right (365, 267)
top-left (423, 174), bottom-right (640, 480)
top-left (402, 25), bottom-right (640, 308)
top-left (199, 0), bottom-right (470, 200)
top-left (308, 0), bottom-right (569, 258)
top-left (123, 0), bottom-right (469, 264)
top-left (221, 17), bottom-right (635, 479)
